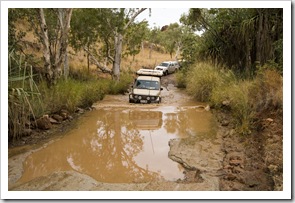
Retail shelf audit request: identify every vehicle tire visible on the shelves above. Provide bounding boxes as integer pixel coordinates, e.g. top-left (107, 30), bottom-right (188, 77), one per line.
top-left (165, 70), bottom-right (168, 75)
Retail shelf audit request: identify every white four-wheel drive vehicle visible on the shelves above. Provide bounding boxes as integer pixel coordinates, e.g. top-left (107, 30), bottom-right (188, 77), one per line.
top-left (154, 61), bottom-right (176, 75)
top-left (129, 69), bottom-right (163, 104)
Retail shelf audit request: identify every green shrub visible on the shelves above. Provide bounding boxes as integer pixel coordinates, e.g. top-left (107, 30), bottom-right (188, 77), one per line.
top-left (209, 69), bottom-right (238, 108)
top-left (8, 51), bottom-right (43, 140)
top-left (79, 82), bottom-right (103, 108)
top-left (176, 68), bottom-right (187, 88)
top-left (183, 62), bottom-right (283, 135)
top-left (40, 78), bottom-right (109, 113)
top-left (186, 63), bottom-right (222, 102)
top-left (249, 67), bottom-right (283, 112)
top-left (39, 72), bottom-right (133, 114)
top-left (108, 72), bottom-right (133, 94)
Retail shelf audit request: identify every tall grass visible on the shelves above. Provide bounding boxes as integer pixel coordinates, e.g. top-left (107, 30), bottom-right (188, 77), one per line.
top-left (8, 50), bottom-right (43, 140)
top-left (185, 63), bottom-right (224, 102)
top-left (249, 67), bottom-right (283, 112)
top-left (181, 62), bottom-right (283, 135)
top-left (8, 53), bottom-right (134, 140)
top-left (39, 71), bottom-right (133, 114)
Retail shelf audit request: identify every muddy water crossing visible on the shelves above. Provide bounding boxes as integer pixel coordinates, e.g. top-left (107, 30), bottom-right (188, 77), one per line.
top-left (9, 82), bottom-right (223, 190)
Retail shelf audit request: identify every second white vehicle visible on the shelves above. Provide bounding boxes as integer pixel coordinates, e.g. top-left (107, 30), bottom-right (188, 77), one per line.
top-left (154, 61), bottom-right (176, 75)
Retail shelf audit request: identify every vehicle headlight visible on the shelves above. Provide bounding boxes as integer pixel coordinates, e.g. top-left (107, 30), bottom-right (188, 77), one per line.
top-left (134, 95), bottom-right (138, 99)
top-left (147, 96), bottom-right (150, 100)
top-left (138, 96), bottom-right (142, 100)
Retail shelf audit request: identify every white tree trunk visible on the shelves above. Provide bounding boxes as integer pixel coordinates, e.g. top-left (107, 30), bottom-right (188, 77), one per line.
top-left (174, 41), bottom-right (182, 60)
top-left (64, 52), bottom-right (69, 79)
top-left (57, 8), bottom-right (73, 80)
top-left (112, 8), bottom-right (146, 81)
top-left (38, 8), bottom-right (72, 85)
top-left (38, 8), bottom-right (52, 84)
top-left (113, 32), bottom-right (123, 81)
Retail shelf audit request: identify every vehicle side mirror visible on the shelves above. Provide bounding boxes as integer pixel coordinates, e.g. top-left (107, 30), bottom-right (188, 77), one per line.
top-left (160, 87), bottom-right (163, 90)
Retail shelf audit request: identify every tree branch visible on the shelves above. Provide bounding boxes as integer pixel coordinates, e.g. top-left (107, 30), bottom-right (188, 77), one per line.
top-left (84, 47), bottom-right (112, 74)
top-left (103, 36), bottom-right (115, 62)
top-left (124, 8), bottom-right (147, 30)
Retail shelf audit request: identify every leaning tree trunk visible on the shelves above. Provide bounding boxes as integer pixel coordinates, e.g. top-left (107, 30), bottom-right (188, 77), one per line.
top-left (113, 32), bottom-right (123, 81)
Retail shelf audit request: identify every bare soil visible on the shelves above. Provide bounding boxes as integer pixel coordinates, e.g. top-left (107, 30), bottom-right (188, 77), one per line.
top-left (215, 108), bottom-right (283, 191)
top-left (8, 74), bottom-right (283, 191)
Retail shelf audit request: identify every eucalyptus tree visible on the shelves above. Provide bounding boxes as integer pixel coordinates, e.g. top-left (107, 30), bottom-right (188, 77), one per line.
top-left (146, 26), bottom-right (161, 59)
top-left (70, 8), bottom-right (100, 72)
top-left (14, 8), bottom-right (73, 85)
top-left (76, 8), bottom-right (147, 80)
top-left (124, 20), bottom-right (149, 61)
top-left (158, 23), bottom-right (183, 59)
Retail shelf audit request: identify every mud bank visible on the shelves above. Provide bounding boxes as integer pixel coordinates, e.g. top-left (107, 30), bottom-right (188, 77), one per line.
top-left (214, 109), bottom-right (283, 191)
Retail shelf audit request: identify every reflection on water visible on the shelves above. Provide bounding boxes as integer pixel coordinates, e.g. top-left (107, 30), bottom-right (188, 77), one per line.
top-left (17, 105), bottom-right (215, 184)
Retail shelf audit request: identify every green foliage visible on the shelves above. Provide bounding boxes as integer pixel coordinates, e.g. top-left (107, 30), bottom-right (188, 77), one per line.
top-left (8, 51), bottom-right (43, 140)
top-left (158, 23), bottom-right (182, 58)
top-left (124, 21), bottom-right (149, 58)
top-left (8, 9), bottom-right (26, 51)
top-left (39, 71), bottom-right (133, 114)
top-left (186, 63), bottom-right (222, 102)
top-left (211, 80), bottom-right (254, 134)
top-left (180, 29), bottom-right (201, 63)
top-left (185, 62), bottom-right (253, 134)
top-left (182, 62), bottom-right (282, 135)
top-left (175, 68), bottom-right (187, 88)
top-left (8, 49), bottom-right (133, 140)
top-left (147, 26), bottom-right (162, 45)
top-left (272, 39), bottom-right (283, 74)
top-left (249, 66), bottom-right (283, 112)
top-left (69, 67), bottom-right (97, 81)
top-left (182, 8), bottom-right (283, 75)
top-left (70, 8), bottom-right (100, 51)
top-left (107, 71), bottom-right (133, 94)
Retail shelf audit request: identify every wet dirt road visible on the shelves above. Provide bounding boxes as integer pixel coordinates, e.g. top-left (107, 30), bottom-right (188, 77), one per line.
top-left (8, 75), bottom-right (224, 191)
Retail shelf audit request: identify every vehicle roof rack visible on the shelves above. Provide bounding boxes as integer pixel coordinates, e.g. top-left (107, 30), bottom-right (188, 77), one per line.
top-left (136, 69), bottom-right (163, 77)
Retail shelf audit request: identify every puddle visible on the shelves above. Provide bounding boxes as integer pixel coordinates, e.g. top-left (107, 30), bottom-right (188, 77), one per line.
top-left (16, 103), bottom-right (215, 185)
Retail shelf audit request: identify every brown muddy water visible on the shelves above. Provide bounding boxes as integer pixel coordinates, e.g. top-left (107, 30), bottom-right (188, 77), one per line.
top-left (16, 104), bottom-right (214, 184)
top-left (9, 84), bottom-right (221, 190)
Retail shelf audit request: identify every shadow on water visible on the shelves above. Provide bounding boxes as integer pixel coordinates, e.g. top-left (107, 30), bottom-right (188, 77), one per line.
top-left (16, 104), bottom-right (216, 184)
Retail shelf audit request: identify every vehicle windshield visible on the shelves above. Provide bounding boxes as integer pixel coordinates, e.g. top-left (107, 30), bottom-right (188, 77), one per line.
top-left (135, 80), bottom-right (160, 90)
top-left (159, 62), bottom-right (169, 67)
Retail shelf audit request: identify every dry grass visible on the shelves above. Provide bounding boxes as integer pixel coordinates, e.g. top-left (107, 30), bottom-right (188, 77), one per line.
top-left (183, 62), bottom-right (283, 135)
top-left (16, 18), bottom-right (171, 73)
top-left (122, 48), bottom-right (171, 71)
top-left (68, 47), bottom-right (171, 73)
